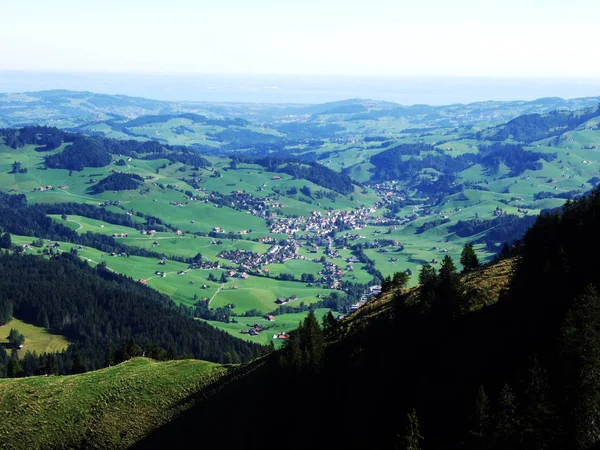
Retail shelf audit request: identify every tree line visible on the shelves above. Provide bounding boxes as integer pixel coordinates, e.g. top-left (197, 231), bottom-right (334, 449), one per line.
top-left (0, 251), bottom-right (261, 378)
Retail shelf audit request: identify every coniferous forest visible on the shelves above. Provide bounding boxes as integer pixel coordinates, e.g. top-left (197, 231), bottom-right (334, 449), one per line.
top-left (0, 251), bottom-right (261, 378)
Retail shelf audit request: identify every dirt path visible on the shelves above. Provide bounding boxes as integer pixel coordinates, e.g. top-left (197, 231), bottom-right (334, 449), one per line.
top-left (70, 221), bottom-right (83, 232)
top-left (208, 283), bottom-right (225, 305)
top-left (60, 190), bottom-right (97, 201)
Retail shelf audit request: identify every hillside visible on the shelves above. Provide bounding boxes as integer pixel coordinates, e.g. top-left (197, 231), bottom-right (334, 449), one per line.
top-left (0, 357), bottom-right (226, 450)
top-left (477, 103), bottom-right (600, 143)
top-left (130, 186), bottom-right (600, 450)
top-left (0, 249), bottom-right (261, 377)
top-left (2, 122), bottom-right (600, 448)
top-left (2, 96), bottom-right (600, 345)
top-left (0, 318), bottom-right (70, 356)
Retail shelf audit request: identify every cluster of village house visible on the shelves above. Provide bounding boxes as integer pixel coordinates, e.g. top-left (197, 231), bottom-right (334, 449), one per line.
top-left (217, 241), bottom-right (300, 269)
top-left (268, 206), bottom-right (389, 236)
top-left (239, 319), bottom-right (290, 339)
top-left (206, 190), bottom-right (282, 218)
top-left (349, 284), bottom-right (382, 312)
top-left (34, 184), bottom-right (69, 191)
top-left (370, 181), bottom-right (406, 201)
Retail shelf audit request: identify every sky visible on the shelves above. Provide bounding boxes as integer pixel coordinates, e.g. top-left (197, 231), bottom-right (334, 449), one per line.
top-left (1, 0), bottom-right (600, 78)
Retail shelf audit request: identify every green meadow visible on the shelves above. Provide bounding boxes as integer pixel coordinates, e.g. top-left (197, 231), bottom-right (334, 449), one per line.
top-left (0, 357), bottom-right (226, 450)
top-left (0, 318), bottom-right (70, 357)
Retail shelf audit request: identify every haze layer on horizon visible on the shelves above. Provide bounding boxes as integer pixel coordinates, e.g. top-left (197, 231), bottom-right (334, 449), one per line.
top-left (2, 72), bottom-right (600, 105)
top-left (1, 0), bottom-right (599, 79)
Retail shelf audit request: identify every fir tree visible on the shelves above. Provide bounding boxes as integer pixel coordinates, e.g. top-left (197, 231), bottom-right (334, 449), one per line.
top-left (382, 275), bottom-right (392, 293)
top-left (392, 271), bottom-right (410, 291)
top-left (104, 340), bottom-right (114, 367)
top-left (433, 255), bottom-right (463, 319)
top-left (493, 384), bottom-right (519, 449)
top-left (520, 355), bottom-right (558, 450)
top-left (283, 322), bottom-right (303, 368)
top-left (44, 353), bottom-right (58, 375)
top-left (397, 408), bottom-right (423, 450)
top-left (322, 311), bottom-right (338, 334)
top-left (467, 385), bottom-right (491, 449)
top-left (301, 311), bottom-right (325, 370)
top-left (71, 353), bottom-right (86, 374)
top-left (560, 285), bottom-right (600, 449)
top-left (418, 264), bottom-right (438, 312)
top-left (460, 242), bottom-right (480, 272)
top-left (0, 232), bottom-right (11, 249)
top-left (7, 328), bottom-right (24, 348)
top-left (6, 358), bottom-right (24, 378)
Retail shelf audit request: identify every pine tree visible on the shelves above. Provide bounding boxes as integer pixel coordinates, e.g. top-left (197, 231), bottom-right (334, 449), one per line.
top-left (282, 322), bottom-right (303, 368)
top-left (7, 328), bottom-right (24, 348)
top-left (6, 358), bottom-right (24, 378)
top-left (433, 255), bottom-right (463, 319)
top-left (301, 311), bottom-right (325, 370)
top-left (71, 353), bottom-right (86, 374)
top-left (467, 385), bottom-right (491, 449)
top-left (0, 232), bottom-right (11, 249)
top-left (559, 285), bottom-right (600, 449)
top-left (166, 344), bottom-right (176, 360)
top-left (493, 384), bottom-right (519, 449)
top-left (44, 353), bottom-right (58, 375)
top-left (520, 355), bottom-right (558, 450)
top-left (104, 340), bottom-right (114, 367)
top-left (460, 242), bottom-right (480, 272)
top-left (322, 311), bottom-right (338, 334)
top-left (397, 408), bottom-right (423, 450)
top-left (500, 242), bottom-right (511, 258)
top-left (392, 271), bottom-right (410, 290)
top-left (418, 264), bottom-right (438, 312)
top-left (382, 275), bottom-right (392, 293)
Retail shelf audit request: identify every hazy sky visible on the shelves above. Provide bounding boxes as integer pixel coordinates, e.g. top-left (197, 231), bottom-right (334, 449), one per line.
top-left (1, 0), bottom-right (599, 77)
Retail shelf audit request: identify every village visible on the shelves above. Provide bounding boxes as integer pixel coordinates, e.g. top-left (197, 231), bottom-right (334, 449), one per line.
top-left (268, 205), bottom-right (394, 236)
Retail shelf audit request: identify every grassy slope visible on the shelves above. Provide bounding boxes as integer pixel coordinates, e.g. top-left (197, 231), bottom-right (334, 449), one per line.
top-left (342, 257), bottom-right (516, 328)
top-left (0, 358), bottom-right (226, 450)
top-left (0, 318), bottom-right (70, 357)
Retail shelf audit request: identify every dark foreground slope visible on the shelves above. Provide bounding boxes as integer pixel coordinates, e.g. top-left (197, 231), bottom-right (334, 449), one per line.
top-left (134, 187), bottom-right (600, 450)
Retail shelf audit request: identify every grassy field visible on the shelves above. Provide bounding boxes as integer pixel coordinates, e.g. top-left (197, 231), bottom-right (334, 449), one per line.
top-left (202, 308), bottom-right (339, 345)
top-left (0, 318), bottom-right (70, 357)
top-left (208, 275), bottom-right (333, 314)
top-left (10, 235), bottom-right (338, 311)
top-left (0, 357), bottom-right (226, 450)
top-left (3, 114), bottom-right (600, 337)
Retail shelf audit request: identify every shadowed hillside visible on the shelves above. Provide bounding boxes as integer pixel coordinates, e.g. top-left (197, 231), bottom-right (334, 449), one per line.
top-left (133, 187), bottom-right (600, 449)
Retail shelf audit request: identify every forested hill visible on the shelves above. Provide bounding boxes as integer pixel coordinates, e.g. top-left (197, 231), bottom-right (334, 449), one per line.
top-left (0, 126), bottom-right (211, 171)
top-left (0, 251), bottom-right (261, 377)
top-left (369, 141), bottom-right (556, 182)
top-left (133, 186), bottom-right (600, 450)
top-left (477, 103), bottom-right (600, 143)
